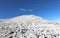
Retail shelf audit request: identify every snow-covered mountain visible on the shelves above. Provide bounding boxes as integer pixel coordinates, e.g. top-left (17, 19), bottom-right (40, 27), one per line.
top-left (0, 15), bottom-right (60, 38)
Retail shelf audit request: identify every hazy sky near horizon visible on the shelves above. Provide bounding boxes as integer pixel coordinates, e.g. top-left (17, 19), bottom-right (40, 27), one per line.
top-left (0, 0), bottom-right (60, 22)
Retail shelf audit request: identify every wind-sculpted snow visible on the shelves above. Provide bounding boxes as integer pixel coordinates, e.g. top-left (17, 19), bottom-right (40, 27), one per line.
top-left (0, 15), bottom-right (60, 38)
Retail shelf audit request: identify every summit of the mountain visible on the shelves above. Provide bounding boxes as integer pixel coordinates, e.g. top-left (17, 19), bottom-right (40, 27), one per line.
top-left (0, 15), bottom-right (60, 38)
top-left (1, 15), bottom-right (48, 23)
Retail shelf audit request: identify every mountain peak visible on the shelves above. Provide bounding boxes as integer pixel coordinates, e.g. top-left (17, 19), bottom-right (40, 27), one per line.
top-left (0, 15), bottom-right (48, 24)
top-left (8, 15), bottom-right (48, 23)
top-left (0, 15), bottom-right (60, 38)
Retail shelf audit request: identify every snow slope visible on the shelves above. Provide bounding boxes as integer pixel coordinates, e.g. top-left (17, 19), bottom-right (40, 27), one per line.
top-left (0, 15), bottom-right (60, 38)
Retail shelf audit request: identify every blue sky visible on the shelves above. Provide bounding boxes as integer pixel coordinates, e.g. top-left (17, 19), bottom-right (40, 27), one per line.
top-left (0, 0), bottom-right (60, 22)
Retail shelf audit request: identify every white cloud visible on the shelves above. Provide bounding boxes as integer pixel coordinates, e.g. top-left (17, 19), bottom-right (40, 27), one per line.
top-left (20, 8), bottom-right (27, 11)
top-left (20, 8), bottom-right (33, 12)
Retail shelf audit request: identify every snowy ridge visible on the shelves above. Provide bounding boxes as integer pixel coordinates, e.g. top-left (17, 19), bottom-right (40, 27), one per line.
top-left (1, 15), bottom-right (48, 23)
top-left (0, 15), bottom-right (60, 38)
